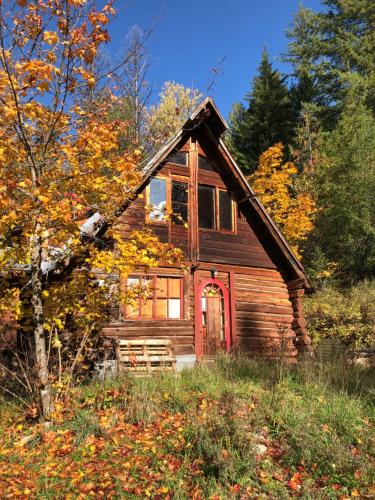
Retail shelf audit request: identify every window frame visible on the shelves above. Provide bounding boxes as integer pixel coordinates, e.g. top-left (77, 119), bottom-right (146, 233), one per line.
top-left (145, 174), bottom-right (189, 226)
top-left (123, 274), bottom-right (185, 320)
top-left (166, 150), bottom-right (188, 166)
top-left (198, 184), bottom-right (236, 233)
top-left (145, 175), bottom-right (170, 224)
top-left (171, 178), bottom-right (189, 226)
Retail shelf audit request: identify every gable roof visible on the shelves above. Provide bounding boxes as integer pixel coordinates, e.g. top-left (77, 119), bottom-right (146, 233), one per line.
top-left (139, 97), bottom-right (311, 289)
top-left (29, 97), bottom-right (310, 290)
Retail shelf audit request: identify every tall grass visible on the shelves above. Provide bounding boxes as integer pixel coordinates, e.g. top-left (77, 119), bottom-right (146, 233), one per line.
top-left (1, 356), bottom-right (374, 498)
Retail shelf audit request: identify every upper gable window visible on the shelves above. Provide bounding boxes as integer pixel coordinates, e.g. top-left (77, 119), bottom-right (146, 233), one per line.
top-left (171, 180), bottom-right (188, 225)
top-left (166, 150), bottom-right (188, 166)
top-left (147, 176), bottom-right (188, 225)
top-left (198, 185), bottom-right (215, 229)
top-left (198, 185), bottom-right (235, 232)
top-left (219, 190), bottom-right (233, 231)
top-left (198, 155), bottom-right (215, 172)
top-left (149, 177), bottom-right (167, 221)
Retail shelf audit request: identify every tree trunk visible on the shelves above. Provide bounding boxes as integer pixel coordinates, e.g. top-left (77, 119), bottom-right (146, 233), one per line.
top-left (30, 224), bottom-right (54, 419)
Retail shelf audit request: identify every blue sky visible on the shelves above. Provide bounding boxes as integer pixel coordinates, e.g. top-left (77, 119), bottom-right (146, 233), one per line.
top-left (107, 0), bottom-right (323, 118)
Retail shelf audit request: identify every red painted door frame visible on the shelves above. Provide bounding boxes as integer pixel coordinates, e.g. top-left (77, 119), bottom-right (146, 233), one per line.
top-left (194, 276), bottom-right (231, 358)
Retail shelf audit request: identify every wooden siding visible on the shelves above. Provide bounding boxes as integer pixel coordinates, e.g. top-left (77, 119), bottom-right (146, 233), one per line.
top-left (197, 143), bottom-right (278, 269)
top-left (0, 313), bottom-right (17, 351)
top-left (101, 130), bottom-right (307, 359)
top-left (102, 320), bottom-right (195, 356)
top-left (103, 268), bottom-right (195, 356)
top-left (234, 268), bottom-right (297, 357)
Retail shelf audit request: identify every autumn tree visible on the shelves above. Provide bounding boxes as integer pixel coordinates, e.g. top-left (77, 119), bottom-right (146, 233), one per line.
top-left (146, 81), bottom-right (202, 149)
top-left (249, 144), bottom-right (316, 258)
top-left (110, 25), bottom-right (152, 152)
top-left (0, 1), bottom-right (181, 417)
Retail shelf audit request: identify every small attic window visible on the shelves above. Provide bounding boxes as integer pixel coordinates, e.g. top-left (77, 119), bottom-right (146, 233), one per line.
top-left (166, 150), bottom-right (188, 166)
top-left (198, 155), bottom-right (215, 172)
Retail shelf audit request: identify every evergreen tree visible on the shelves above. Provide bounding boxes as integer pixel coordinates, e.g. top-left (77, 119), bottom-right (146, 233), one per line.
top-left (304, 91), bottom-right (375, 282)
top-left (285, 1), bottom-right (375, 124)
top-left (227, 49), bottom-right (294, 174)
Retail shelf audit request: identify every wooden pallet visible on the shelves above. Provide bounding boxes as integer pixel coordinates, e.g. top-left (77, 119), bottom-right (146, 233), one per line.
top-left (116, 339), bottom-right (176, 375)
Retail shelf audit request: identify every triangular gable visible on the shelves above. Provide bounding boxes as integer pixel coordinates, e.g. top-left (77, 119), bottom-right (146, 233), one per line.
top-left (138, 97), bottom-right (311, 289)
top-left (35, 97), bottom-right (311, 290)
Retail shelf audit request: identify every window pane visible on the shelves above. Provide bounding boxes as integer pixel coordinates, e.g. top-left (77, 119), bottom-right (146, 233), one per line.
top-left (198, 155), bottom-right (215, 171)
top-left (141, 277), bottom-right (153, 297)
top-left (202, 311), bottom-right (207, 326)
top-left (127, 302), bottom-right (139, 318)
top-left (201, 297), bottom-right (207, 312)
top-left (149, 178), bottom-right (167, 221)
top-left (168, 299), bottom-right (181, 319)
top-left (169, 278), bottom-right (181, 298)
top-left (198, 185), bottom-right (215, 229)
top-left (171, 181), bottom-right (188, 225)
top-left (156, 277), bottom-right (168, 297)
top-left (166, 151), bottom-right (187, 165)
top-left (172, 203), bottom-right (188, 225)
top-left (127, 277), bottom-right (139, 288)
top-left (141, 298), bottom-right (153, 318)
top-left (126, 278), bottom-right (139, 318)
top-left (171, 181), bottom-right (188, 203)
top-left (219, 190), bottom-right (233, 231)
top-left (156, 298), bottom-right (168, 318)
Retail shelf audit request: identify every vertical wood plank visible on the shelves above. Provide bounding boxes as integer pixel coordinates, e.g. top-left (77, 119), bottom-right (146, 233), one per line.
top-left (229, 271), bottom-right (237, 348)
top-left (193, 271), bottom-right (203, 357)
top-left (190, 138), bottom-right (198, 262)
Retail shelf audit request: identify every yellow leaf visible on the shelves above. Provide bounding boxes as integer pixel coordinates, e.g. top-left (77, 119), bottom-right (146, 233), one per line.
top-left (37, 81), bottom-right (49, 92)
top-left (43, 31), bottom-right (59, 45)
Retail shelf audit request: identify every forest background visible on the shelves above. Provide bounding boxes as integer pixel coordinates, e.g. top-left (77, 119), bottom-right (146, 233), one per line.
top-left (0, 0), bottom-right (374, 418)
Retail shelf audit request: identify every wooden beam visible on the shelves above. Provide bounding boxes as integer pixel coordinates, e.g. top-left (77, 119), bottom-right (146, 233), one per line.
top-left (229, 271), bottom-right (237, 348)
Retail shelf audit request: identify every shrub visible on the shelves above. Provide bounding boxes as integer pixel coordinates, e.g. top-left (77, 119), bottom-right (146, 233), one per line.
top-left (303, 280), bottom-right (375, 348)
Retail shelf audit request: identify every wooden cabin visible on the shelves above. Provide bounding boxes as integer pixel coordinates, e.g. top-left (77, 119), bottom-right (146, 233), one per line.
top-left (101, 98), bottom-right (312, 366)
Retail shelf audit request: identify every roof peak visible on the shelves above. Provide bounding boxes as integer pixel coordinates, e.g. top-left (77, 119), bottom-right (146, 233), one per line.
top-left (185, 96), bottom-right (228, 137)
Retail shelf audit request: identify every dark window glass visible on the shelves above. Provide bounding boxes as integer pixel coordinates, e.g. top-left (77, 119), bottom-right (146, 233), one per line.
top-left (198, 155), bottom-right (215, 171)
top-left (198, 185), bottom-right (215, 229)
top-left (172, 203), bottom-right (188, 225)
top-left (171, 181), bottom-right (188, 203)
top-left (219, 190), bottom-right (233, 231)
top-left (166, 151), bottom-right (188, 166)
top-left (172, 181), bottom-right (188, 224)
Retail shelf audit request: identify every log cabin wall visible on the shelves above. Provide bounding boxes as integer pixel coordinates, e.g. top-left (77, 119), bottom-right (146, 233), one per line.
top-left (233, 268), bottom-right (296, 357)
top-left (196, 142), bottom-right (277, 269)
top-left (0, 314), bottom-right (17, 352)
top-left (102, 130), bottom-right (309, 359)
top-left (102, 266), bottom-right (195, 356)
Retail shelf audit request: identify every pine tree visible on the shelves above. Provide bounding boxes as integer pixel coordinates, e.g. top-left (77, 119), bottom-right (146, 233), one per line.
top-left (304, 91), bottom-right (375, 282)
top-left (285, 1), bottom-right (375, 124)
top-left (227, 49), bottom-right (294, 175)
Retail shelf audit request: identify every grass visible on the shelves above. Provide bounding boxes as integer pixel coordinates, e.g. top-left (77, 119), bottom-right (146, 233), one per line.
top-left (0, 356), bottom-right (374, 498)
